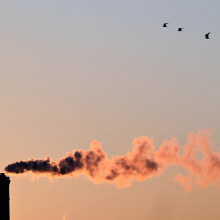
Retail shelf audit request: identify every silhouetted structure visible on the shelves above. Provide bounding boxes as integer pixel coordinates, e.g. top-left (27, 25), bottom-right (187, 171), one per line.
top-left (0, 173), bottom-right (10, 220)
top-left (163, 23), bottom-right (168, 27)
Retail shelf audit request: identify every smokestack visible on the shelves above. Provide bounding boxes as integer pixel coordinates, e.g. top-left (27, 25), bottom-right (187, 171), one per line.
top-left (0, 173), bottom-right (10, 220)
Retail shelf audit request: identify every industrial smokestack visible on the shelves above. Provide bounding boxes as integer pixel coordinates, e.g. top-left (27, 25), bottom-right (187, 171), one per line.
top-left (0, 173), bottom-right (10, 220)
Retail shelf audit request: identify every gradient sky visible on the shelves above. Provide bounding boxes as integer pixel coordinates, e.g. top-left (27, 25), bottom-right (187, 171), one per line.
top-left (0, 1), bottom-right (220, 219)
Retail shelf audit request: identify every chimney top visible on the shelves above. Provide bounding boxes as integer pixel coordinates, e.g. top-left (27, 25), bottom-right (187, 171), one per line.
top-left (0, 173), bottom-right (10, 182)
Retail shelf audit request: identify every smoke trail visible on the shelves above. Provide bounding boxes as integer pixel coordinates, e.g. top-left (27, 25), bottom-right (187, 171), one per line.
top-left (5, 130), bottom-right (220, 190)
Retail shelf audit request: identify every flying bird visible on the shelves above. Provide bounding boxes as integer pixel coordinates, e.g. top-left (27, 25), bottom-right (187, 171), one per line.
top-left (178, 28), bottom-right (184, 31)
top-left (163, 23), bottom-right (168, 27)
top-left (205, 32), bottom-right (210, 39)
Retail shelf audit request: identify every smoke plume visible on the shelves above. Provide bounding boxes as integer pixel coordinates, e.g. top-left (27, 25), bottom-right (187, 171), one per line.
top-left (5, 130), bottom-right (220, 190)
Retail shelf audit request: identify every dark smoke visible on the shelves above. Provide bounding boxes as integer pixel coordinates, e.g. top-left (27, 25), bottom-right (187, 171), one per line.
top-left (5, 131), bottom-right (220, 190)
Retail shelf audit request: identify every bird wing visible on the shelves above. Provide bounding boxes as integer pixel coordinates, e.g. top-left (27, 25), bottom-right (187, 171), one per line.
top-left (205, 32), bottom-right (210, 37)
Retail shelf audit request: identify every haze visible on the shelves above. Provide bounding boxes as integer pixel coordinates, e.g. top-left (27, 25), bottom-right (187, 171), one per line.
top-left (0, 1), bottom-right (220, 220)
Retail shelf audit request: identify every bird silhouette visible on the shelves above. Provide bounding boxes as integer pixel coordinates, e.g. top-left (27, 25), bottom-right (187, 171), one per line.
top-left (178, 28), bottom-right (184, 31)
top-left (163, 23), bottom-right (168, 27)
top-left (205, 32), bottom-right (210, 39)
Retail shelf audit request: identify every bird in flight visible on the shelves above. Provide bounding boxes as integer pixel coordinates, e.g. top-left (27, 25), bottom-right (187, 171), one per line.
top-left (205, 32), bottom-right (210, 39)
top-left (161, 23), bottom-right (212, 40)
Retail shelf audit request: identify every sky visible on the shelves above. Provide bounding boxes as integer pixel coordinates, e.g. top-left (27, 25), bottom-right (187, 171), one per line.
top-left (0, 1), bottom-right (220, 219)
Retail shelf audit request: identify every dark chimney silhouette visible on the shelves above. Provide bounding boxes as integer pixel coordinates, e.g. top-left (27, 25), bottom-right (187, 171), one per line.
top-left (0, 173), bottom-right (10, 220)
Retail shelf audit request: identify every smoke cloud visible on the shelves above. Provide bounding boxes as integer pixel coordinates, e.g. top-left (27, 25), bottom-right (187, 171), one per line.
top-left (5, 130), bottom-right (220, 190)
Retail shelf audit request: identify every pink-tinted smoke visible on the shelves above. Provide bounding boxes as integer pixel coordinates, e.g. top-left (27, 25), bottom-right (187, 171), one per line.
top-left (5, 130), bottom-right (220, 190)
